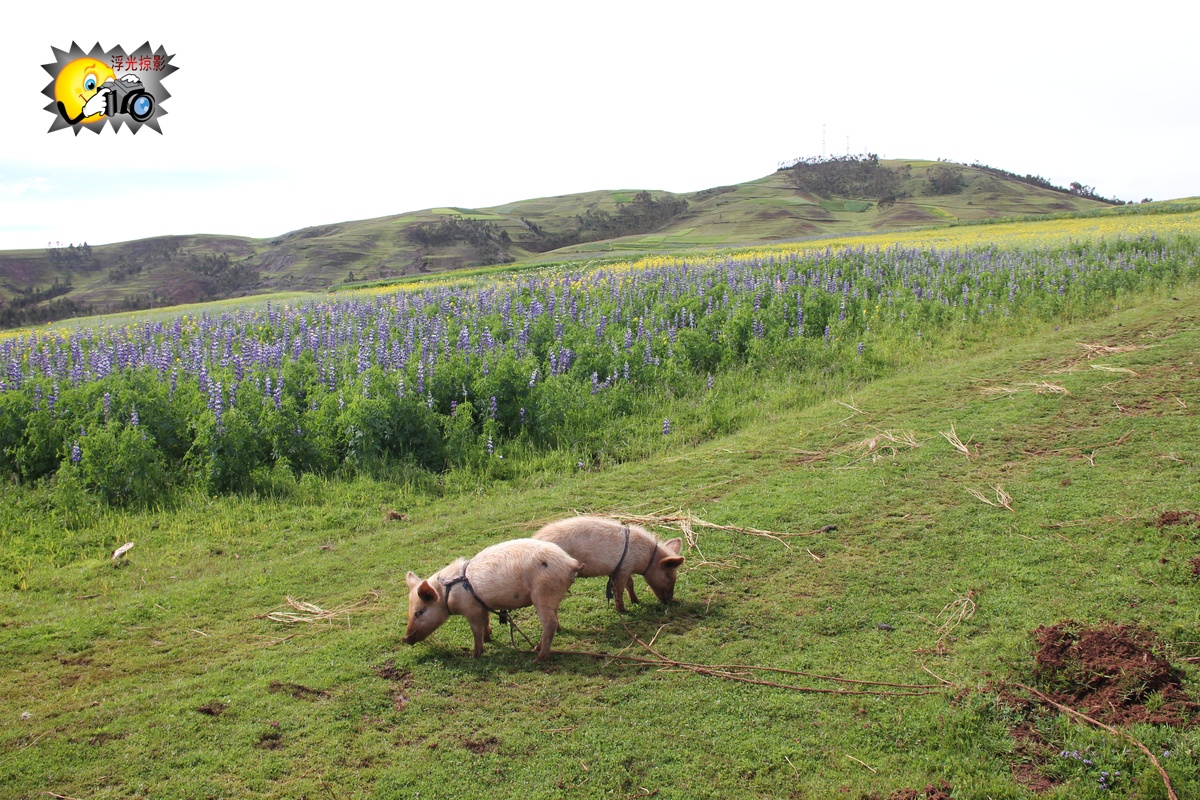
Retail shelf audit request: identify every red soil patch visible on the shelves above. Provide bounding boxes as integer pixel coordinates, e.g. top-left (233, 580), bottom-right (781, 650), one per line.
top-left (1189, 556), bottom-right (1200, 578)
top-left (886, 781), bottom-right (955, 800)
top-left (1032, 621), bottom-right (1198, 726)
top-left (1158, 510), bottom-right (1200, 528)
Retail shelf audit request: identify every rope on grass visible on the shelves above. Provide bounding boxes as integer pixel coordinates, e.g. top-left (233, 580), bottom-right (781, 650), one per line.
top-left (549, 618), bottom-right (947, 698)
top-left (1017, 683), bottom-right (1179, 800)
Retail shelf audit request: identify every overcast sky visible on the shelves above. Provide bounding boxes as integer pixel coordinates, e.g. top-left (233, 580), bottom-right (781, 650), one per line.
top-left (3, 1), bottom-right (1197, 252)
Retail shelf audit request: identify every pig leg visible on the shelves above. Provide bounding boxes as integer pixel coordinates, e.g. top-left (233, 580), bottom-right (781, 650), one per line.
top-left (530, 588), bottom-right (563, 660)
top-left (625, 577), bottom-right (641, 606)
top-left (612, 567), bottom-right (636, 613)
top-left (466, 610), bottom-right (489, 658)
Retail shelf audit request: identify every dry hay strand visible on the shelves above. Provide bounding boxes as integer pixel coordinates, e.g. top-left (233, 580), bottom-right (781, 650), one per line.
top-left (967, 485), bottom-right (1013, 512)
top-left (939, 423), bottom-right (973, 458)
top-left (258, 590), bottom-right (382, 625)
top-left (850, 428), bottom-right (922, 454)
top-left (1019, 381), bottom-right (1071, 395)
top-left (1077, 342), bottom-right (1146, 359)
top-left (925, 590), bottom-right (977, 643)
top-left (1089, 364), bottom-right (1141, 376)
top-left (980, 386), bottom-right (1021, 396)
top-left (611, 509), bottom-right (834, 552)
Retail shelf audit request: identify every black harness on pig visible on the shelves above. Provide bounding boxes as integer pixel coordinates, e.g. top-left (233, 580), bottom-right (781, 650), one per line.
top-left (606, 526), bottom-right (659, 601)
top-left (439, 560), bottom-right (509, 624)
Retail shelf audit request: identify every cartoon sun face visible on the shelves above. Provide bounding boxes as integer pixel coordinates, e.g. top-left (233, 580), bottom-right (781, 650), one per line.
top-left (53, 58), bottom-right (115, 123)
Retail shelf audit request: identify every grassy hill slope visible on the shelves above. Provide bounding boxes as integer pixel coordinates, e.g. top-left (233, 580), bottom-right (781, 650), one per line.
top-left (1, 273), bottom-right (1197, 797)
top-left (0, 159), bottom-right (1120, 328)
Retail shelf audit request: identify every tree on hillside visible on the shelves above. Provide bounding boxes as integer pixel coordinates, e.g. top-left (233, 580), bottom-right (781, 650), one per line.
top-left (927, 165), bottom-right (966, 195)
top-left (785, 154), bottom-right (906, 202)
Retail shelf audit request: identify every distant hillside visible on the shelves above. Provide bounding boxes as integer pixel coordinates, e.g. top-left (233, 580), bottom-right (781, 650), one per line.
top-left (0, 159), bottom-right (1125, 328)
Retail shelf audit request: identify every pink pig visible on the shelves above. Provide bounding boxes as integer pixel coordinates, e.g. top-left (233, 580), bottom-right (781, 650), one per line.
top-left (403, 538), bottom-right (582, 660)
top-left (533, 516), bottom-right (684, 613)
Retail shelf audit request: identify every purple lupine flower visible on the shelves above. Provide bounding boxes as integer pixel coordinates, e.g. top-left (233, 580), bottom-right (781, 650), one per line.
top-left (662, 417), bottom-right (671, 435)
top-left (823, 325), bottom-right (831, 345)
top-left (486, 436), bottom-right (494, 456)
top-left (70, 440), bottom-right (82, 464)
top-left (519, 407), bottom-right (526, 425)
top-left (130, 406), bottom-right (139, 427)
top-left (707, 374), bottom-right (714, 390)
top-left (450, 400), bottom-right (458, 416)
top-left (489, 395), bottom-right (497, 419)
top-left (857, 342), bottom-right (864, 356)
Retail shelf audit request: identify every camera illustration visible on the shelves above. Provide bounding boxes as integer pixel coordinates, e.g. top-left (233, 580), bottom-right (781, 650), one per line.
top-left (103, 77), bottom-right (156, 122)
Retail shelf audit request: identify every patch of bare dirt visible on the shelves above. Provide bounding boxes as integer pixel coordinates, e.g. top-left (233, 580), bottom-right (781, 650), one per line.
top-left (1032, 621), bottom-right (1198, 726)
top-left (196, 701), bottom-right (227, 716)
top-left (375, 659), bottom-right (414, 709)
top-left (255, 729), bottom-right (284, 750)
top-left (1158, 510), bottom-right (1200, 528)
top-left (1189, 556), bottom-right (1200, 578)
top-left (861, 781), bottom-right (954, 800)
top-left (462, 736), bottom-right (499, 754)
top-left (268, 681), bottom-right (330, 700)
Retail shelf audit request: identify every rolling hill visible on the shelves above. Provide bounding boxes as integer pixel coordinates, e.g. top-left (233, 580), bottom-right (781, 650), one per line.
top-left (0, 159), bottom-right (1120, 327)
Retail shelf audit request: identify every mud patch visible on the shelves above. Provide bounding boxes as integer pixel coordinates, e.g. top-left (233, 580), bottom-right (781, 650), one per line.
top-left (463, 736), bottom-right (499, 754)
top-left (196, 701), bottom-right (227, 716)
top-left (1032, 621), bottom-right (1198, 726)
top-left (1189, 556), bottom-right (1200, 578)
top-left (268, 681), bottom-right (330, 701)
top-left (1158, 510), bottom-right (1200, 528)
top-left (375, 659), bottom-right (414, 709)
top-left (860, 781), bottom-right (954, 800)
top-left (255, 729), bottom-right (284, 750)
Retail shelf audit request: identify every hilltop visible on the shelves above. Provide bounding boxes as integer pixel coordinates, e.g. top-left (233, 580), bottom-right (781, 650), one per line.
top-left (0, 158), bottom-right (1122, 327)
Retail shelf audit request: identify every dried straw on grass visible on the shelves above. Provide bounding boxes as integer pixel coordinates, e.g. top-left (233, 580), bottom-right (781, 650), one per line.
top-left (1089, 364), bottom-right (1140, 376)
top-left (926, 590), bottom-right (977, 643)
top-left (610, 509), bottom-right (833, 552)
top-left (966, 485), bottom-right (1013, 512)
top-left (258, 590), bottom-right (382, 625)
top-left (1019, 381), bottom-right (1071, 395)
top-left (939, 423), bottom-right (973, 457)
top-left (1076, 342), bottom-right (1146, 358)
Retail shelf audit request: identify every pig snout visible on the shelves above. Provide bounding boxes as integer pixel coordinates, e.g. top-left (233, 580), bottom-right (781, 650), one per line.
top-left (402, 627), bottom-right (429, 645)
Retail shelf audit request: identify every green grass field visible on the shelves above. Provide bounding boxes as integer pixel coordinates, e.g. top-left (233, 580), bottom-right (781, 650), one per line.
top-left (2, 227), bottom-right (1197, 798)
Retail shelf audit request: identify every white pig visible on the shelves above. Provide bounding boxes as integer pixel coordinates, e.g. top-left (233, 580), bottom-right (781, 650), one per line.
top-left (533, 516), bottom-right (684, 613)
top-left (403, 538), bottom-right (582, 660)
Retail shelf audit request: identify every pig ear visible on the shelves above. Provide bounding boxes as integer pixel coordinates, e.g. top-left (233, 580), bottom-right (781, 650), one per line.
top-left (659, 555), bottom-right (685, 569)
top-left (406, 571), bottom-right (421, 588)
top-left (417, 580), bottom-right (438, 603)
top-left (663, 537), bottom-right (683, 555)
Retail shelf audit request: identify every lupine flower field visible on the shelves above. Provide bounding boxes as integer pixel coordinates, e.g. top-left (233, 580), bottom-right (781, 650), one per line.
top-left (2, 230), bottom-right (1197, 505)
